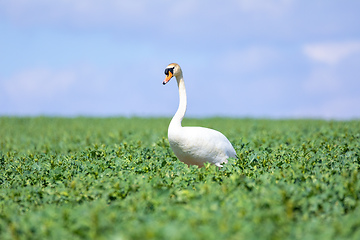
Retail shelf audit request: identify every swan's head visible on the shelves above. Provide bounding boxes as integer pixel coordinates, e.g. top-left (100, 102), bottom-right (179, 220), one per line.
top-left (163, 63), bottom-right (182, 85)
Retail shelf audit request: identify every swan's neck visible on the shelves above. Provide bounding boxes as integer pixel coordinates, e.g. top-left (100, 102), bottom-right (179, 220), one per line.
top-left (170, 74), bottom-right (186, 129)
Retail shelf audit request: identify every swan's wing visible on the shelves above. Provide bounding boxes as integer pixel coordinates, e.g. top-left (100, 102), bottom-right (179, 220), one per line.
top-left (181, 126), bottom-right (236, 158)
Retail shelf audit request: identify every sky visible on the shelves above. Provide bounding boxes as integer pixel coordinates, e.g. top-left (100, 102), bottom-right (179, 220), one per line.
top-left (0, 0), bottom-right (360, 119)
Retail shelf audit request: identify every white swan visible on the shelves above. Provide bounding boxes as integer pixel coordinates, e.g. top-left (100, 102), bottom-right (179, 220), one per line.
top-left (163, 63), bottom-right (237, 167)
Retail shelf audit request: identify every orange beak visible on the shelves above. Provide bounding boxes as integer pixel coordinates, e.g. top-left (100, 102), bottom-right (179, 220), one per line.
top-left (163, 72), bottom-right (173, 85)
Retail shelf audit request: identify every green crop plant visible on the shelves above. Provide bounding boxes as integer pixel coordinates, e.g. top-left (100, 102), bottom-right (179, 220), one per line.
top-left (0, 117), bottom-right (359, 239)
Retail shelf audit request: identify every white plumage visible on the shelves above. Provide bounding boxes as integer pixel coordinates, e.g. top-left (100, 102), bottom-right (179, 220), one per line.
top-left (162, 63), bottom-right (237, 167)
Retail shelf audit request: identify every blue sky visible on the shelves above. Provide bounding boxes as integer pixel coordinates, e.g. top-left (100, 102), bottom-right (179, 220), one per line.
top-left (1, 0), bottom-right (360, 119)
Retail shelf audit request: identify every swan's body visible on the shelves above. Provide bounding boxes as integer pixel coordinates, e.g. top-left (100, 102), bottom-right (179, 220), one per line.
top-left (163, 63), bottom-right (237, 167)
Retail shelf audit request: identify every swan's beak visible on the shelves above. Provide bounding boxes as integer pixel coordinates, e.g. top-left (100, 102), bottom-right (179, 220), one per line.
top-left (163, 72), bottom-right (173, 85)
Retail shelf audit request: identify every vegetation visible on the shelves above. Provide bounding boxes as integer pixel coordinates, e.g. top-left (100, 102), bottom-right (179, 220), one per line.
top-left (0, 117), bottom-right (359, 240)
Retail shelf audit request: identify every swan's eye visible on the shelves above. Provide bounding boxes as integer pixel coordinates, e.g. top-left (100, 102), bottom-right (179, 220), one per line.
top-left (164, 67), bottom-right (174, 76)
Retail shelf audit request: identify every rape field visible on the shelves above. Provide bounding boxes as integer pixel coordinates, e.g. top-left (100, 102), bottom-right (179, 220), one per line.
top-left (0, 117), bottom-right (359, 239)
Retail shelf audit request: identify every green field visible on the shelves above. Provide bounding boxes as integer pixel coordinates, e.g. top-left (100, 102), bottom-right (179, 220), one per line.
top-left (0, 117), bottom-right (359, 240)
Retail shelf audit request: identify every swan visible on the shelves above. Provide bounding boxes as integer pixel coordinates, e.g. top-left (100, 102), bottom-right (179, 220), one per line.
top-left (162, 63), bottom-right (237, 167)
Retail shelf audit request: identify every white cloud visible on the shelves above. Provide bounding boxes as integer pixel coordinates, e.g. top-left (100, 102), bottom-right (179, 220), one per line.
top-left (0, 66), bottom-right (111, 115)
top-left (303, 41), bottom-right (360, 65)
top-left (2, 66), bottom-right (109, 101)
top-left (235, 0), bottom-right (294, 16)
top-left (0, 0), bottom-right (154, 26)
top-left (4, 68), bottom-right (76, 99)
top-left (303, 67), bottom-right (340, 93)
top-left (168, 0), bottom-right (200, 18)
top-left (218, 46), bottom-right (280, 74)
top-left (301, 41), bottom-right (360, 119)
top-left (0, 0), bottom-right (295, 28)
top-left (292, 95), bottom-right (360, 120)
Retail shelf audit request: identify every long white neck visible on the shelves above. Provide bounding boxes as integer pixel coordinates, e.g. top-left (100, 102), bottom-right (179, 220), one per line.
top-left (169, 73), bottom-right (186, 129)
